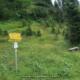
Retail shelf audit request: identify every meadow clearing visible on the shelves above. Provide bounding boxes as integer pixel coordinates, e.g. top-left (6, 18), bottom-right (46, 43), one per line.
top-left (0, 21), bottom-right (80, 80)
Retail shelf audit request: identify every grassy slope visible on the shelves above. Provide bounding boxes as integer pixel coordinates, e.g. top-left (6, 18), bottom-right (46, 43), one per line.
top-left (0, 21), bottom-right (80, 80)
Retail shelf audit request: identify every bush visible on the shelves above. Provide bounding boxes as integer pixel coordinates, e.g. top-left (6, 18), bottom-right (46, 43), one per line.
top-left (22, 19), bottom-right (26, 27)
top-left (65, 25), bottom-right (80, 46)
top-left (36, 30), bottom-right (41, 37)
top-left (26, 27), bottom-right (33, 36)
top-left (21, 27), bottom-right (33, 36)
top-left (0, 28), bottom-right (3, 35)
top-left (51, 27), bottom-right (55, 34)
top-left (0, 29), bottom-right (8, 36)
top-left (3, 30), bottom-right (8, 36)
top-left (21, 30), bottom-right (25, 36)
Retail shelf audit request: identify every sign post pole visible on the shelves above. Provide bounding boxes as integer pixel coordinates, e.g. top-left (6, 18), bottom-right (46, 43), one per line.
top-left (14, 42), bottom-right (18, 73)
top-left (15, 47), bottom-right (18, 72)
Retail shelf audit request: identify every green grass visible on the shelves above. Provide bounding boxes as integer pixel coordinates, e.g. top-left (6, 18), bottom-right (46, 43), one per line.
top-left (0, 21), bottom-right (80, 80)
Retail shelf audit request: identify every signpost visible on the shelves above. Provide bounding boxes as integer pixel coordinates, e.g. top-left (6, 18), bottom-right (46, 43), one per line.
top-left (9, 32), bottom-right (22, 73)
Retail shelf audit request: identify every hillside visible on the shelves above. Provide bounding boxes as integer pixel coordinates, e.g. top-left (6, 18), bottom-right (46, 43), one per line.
top-left (0, 0), bottom-right (80, 80)
top-left (0, 21), bottom-right (80, 80)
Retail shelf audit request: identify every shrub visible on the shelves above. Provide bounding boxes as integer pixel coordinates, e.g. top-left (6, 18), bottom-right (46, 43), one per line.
top-left (3, 30), bottom-right (8, 36)
top-left (22, 19), bottom-right (26, 27)
top-left (0, 28), bottom-right (3, 35)
top-left (26, 27), bottom-right (33, 36)
top-left (21, 27), bottom-right (33, 36)
top-left (51, 27), bottom-right (55, 34)
top-left (0, 29), bottom-right (8, 36)
top-left (36, 30), bottom-right (41, 37)
top-left (21, 30), bottom-right (25, 36)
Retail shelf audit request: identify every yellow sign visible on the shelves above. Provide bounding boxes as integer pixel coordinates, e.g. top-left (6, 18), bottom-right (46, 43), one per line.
top-left (9, 32), bottom-right (22, 42)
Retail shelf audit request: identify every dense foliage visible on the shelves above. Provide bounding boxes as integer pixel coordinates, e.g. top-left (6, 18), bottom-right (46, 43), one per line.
top-left (0, 0), bottom-right (80, 45)
top-left (63, 0), bottom-right (80, 46)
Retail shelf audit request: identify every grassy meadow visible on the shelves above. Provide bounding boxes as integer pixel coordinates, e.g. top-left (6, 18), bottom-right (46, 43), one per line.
top-left (0, 21), bottom-right (80, 80)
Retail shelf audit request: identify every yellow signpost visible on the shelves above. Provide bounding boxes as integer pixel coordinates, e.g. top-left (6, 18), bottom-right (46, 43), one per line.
top-left (9, 32), bottom-right (22, 42)
top-left (9, 32), bottom-right (22, 73)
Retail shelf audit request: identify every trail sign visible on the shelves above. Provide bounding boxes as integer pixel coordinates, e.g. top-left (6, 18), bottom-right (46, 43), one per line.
top-left (9, 32), bottom-right (22, 42)
top-left (9, 32), bottom-right (22, 73)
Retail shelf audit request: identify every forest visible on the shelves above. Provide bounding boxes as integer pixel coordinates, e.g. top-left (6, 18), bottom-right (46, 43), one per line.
top-left (0, 0), bottom-right (80, 80)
